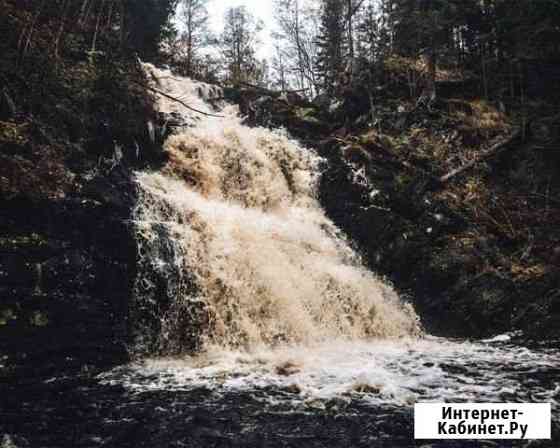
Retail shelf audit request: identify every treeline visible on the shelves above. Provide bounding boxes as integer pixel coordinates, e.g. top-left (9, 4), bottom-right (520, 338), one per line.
top-left (165, 0), bottom-right (267, 85)
top-left (2, 0), bottom-right (177, 62)
top-left (278, 0), bottom-right (560, 100)
top-left (165, 0), bottom-right (560, 105)
top-left (5, 0), bottom-right (560, 103)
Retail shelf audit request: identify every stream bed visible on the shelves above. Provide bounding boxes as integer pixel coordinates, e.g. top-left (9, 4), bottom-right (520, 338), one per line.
top-left (2, 336), bottom-right (559, 447)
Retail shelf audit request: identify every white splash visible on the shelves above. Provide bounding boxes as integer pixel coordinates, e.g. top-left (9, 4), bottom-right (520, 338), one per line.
top-left (100, 337), bottom-right (560, 409)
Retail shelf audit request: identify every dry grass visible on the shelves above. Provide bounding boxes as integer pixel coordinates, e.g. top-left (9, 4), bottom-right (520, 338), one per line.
top-left (0, 147), bottom-right (72, 200)
top-left (384, 55), bottom-right (467, 82)
top-left (0, 121), bottom-right (30, 145)
top-left (510, 263), bottom-right (548, 282)
top-left (453, 100), bottom-right (511, 139)
top-left (384, 55), bottom-right (466, 89)
top-left (438, 169), bottom-right (560, 285)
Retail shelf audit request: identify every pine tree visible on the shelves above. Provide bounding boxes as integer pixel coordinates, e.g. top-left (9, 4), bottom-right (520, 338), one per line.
top-left (124, 0), bottom-right (179, 60)
top-left (177, 0), bottom-right (210, 77)
top-left (389, 0), bottom-right (470, 101)
top-left (220, 6), bottom-right (262, 85)
top-left (315, 0), bottom-right (346, 96)
top-left (356, 1), bottom-right (380, 64)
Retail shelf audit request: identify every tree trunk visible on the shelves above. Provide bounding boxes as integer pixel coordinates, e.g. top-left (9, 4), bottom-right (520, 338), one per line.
top-left (91, 0), bottom-right (106, 54)
top-left (19, 0), bottom-right (45, 63)
top-left (439, 129), bottom-right (522, 184)
top-left (481, 50), bottom-right (489, 99)
top-left (53, 0), bottom-right (70, 58)
top-left (347, 0), bottom-right (354, 81)
top-left (425, 47), bottom-right (437, 100)
top-left (293, 1), bottom-right (306, 91)
top-left (186, 3), bottom-right (194, 77)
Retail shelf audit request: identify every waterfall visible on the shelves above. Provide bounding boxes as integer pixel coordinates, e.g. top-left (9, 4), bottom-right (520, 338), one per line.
top-left (132, 64), bottom-right (421, 355)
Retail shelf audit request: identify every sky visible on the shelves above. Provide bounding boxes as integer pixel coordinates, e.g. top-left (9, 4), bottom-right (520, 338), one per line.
top-left (206, 0), bottom-right (276, 59)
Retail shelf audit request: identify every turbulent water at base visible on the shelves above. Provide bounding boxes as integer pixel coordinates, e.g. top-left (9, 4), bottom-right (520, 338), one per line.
top-left (100, 336), bottom-right (560, 409)
top-left (133, 64), bottom-right (420, 354)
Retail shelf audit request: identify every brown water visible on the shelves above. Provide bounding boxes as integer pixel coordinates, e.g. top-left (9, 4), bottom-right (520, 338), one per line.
top-left (133, 64), bottom-right (420, 354)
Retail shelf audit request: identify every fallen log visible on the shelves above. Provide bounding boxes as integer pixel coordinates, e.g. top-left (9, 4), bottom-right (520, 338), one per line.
top-left (333, 136), bottom-right (441, 187)
top-left (438, 128), bottom-right (522, 184)
top-left (132, 79), bottom-right (224, 118)
top-left (236, 81), bottom-right (311, 96)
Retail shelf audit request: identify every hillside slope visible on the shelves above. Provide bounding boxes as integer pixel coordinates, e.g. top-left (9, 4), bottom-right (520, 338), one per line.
top-left (0, 0), bottom-right (166, 378)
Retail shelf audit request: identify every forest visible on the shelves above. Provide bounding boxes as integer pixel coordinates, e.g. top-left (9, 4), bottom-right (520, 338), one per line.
top-left (1, 0), bottom-right (560, 447)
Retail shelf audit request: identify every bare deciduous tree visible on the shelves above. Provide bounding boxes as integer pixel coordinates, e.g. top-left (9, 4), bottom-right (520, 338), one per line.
top-left (220, 6), bottom-right (262, 84)
top-left (178, 0), bottom-right (209, 77)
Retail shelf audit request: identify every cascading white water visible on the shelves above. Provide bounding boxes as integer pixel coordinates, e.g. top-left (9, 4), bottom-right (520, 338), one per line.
top-left (132, 64), bottom-right (421, 355)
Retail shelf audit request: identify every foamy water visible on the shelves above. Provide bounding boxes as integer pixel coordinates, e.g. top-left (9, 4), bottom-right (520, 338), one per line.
top-left (100, 336), bottom-right (560, 411)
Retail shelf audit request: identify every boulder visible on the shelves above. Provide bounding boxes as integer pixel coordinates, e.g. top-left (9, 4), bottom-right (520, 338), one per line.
top-left (312, 93), bottom-right (331, 110)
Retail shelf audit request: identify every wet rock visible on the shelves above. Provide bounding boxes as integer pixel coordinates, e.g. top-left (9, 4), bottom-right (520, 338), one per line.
top-left (41, 250), bottom-right (95, 293)
top-left (275, 361), bottom-right (301, 376)
top-left (82, 167), bottom-right (137, 212)
top-left (551, 247), bottom-right (560, 264)
top-left (312, 93), bottom-right (331, 109)
top-left (1, 434), bottom-right (29, 448)
top-left (0, 168), bottom-right (137, 379)
top-left (284, 384), bottom-right (302, 394)
top-left (0, 255), bottom-right (38, 287)
top-left (352, 383), bottom-right (381, 394)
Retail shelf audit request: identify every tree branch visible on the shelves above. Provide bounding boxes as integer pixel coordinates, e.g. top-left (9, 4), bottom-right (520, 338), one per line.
top-left (134, 80), bottom-right (224, 118)
top-left (438, 128), bottom-right (522, 184)
top-left (236, 81), bottom-right (311, 96)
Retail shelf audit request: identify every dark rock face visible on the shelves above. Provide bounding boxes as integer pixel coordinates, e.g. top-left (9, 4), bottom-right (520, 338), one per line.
top-left (224, 87), bottom-right (330, 141)
top-left (0, 168), bottom-right (138, 379)
top-left (316, 139), bottom-right (560, 340)
top-left (315, 140), bottom-right (480, 336)
top-left (524, 59), bottom-right (560, 100)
